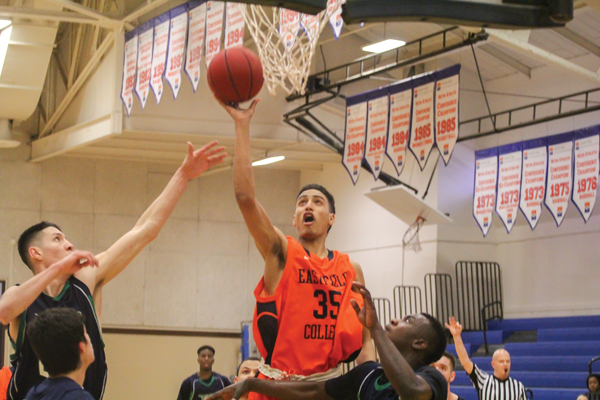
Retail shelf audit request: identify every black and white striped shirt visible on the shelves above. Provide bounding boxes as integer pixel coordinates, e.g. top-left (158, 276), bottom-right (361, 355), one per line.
top-left (468, 364), bottom-right (526, 400)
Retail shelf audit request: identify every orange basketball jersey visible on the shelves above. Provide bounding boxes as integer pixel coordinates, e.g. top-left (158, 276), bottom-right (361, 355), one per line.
top-left (252, 236), bottom-right (364, 376)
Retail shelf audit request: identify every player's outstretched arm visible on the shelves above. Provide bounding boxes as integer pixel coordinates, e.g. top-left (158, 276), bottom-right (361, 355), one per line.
top-left (0, 251), bottom-right (98, 328)
top-left (216, 98), bottom-right (287, 295)
top-left (86, 142), bottom-right (226, 295)
top-left (352, 262), bottom-right (376, 364)
top-left (445, 317), bottom-right (474, 374)
top-left (351, 282), bottom-right (433, 400)
top-left (207, 379), bottom-right (331, 400)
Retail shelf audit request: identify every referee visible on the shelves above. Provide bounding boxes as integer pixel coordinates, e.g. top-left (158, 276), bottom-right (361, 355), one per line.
top-left (446, 317), bottom-right (526, 400)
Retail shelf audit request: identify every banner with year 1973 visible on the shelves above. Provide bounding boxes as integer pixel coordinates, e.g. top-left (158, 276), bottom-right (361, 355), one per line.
top-left (474, 148), bottom-right (498, 237)
top-left (496, 143), bottom-right (522, 233)
top-left (545, 132), bottom-right (573, 226)
top-left (409, 73), bottom-right (435, 171)
top-left (121, 29), bottom-right (138, 116)
top-left (135, 21), bottom-right (153, 109)
top-left (434, 65), bottom-right (460, 165)
top-left (165, 5), bottom-right (188, 99)
top-left (150, 11), bottom-right (170, 104)
top-left (386, 80), bottom-right (412, 177)
top-left (343, 94), bottom-right (368, 185)
top-left (572, 125), bottom-right (600, 222)
top-left (364, 87), bottom-right (389, 180)
top-left (185, 1), bottom-right (206, 92)
top-left (519, 138), bottom-right (547, 230)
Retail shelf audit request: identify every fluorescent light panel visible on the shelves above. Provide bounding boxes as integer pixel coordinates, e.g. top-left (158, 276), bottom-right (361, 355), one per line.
top-left (252, 156), bottom-right (285, 166)
top-left (0, 26), bottom-right (12, 78)
top-left (362, 39), bottom-right (406, 54)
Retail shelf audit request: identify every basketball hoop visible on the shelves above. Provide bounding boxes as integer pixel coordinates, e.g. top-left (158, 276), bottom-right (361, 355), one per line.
top-left (403, 216), bottom-right (425, 253)
top-left (240, 2), bottom-right (340, 96)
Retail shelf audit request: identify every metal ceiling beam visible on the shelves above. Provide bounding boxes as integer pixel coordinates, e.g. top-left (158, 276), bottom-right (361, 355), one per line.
top-left (122, 0), bottom-right (175, 24)
top-left (44, 0), bottom-right (123, 28)
top-left (487, 29), bottom-right (600, 85)
top-left (479, 43), bottom-right (532, 78)
top-left (0, 6), bottom-right (116, 27)
top-left (554, 27), bottom-right (600, 58)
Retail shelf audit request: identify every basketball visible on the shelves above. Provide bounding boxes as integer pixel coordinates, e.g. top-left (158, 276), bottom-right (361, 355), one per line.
top-left (207, 47), bottom-right (264, 104)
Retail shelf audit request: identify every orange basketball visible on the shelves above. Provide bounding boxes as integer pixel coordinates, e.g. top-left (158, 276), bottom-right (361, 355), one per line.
top-left (207, 47), bottom-right (264, 104)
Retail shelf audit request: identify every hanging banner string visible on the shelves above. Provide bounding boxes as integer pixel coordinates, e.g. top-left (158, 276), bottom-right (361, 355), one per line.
top-left (473, 148), bottom-right (498, 237)
top-left (135, 21), bottom-right (153, 109)
top-left (343, 94), bottom-right (368, 185)
top-left (572, 125), bottom-right (600, 223)
top-left (519, 138), bottom-right (547, 230)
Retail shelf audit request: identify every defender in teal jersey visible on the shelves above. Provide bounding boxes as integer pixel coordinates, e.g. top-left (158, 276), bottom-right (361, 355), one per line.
top-left (177, 346), bottom-right (231, 400)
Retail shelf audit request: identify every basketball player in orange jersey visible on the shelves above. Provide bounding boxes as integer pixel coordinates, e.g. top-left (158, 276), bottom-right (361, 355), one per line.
top-left (217, 98), bottom-right (376, 400)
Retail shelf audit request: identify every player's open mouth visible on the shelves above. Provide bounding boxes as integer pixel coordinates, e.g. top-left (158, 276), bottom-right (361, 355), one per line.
top-left (303, 213), bottom-right (315, 225)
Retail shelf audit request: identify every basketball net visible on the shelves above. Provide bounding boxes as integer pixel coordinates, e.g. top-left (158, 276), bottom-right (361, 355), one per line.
top-left (402, 216), bottom-right (425, 253)
top-left (240, 2), bottom-right (341, 96)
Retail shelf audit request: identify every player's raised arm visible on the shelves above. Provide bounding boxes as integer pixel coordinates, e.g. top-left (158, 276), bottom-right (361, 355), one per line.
top-left (85, 141), bottom-right (226, 300)
top-left (445, 317), bottom-right (474, 374)
top-left (216, 98), bottom-right (288, 295)
top-left (207, 379), bottom-right (331, 400)
top-left (352, 261), bottom-right (376, 364)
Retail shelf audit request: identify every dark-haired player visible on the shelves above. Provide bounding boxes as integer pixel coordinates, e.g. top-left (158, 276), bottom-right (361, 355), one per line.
top-left (431, 352), bottom-right (467, 400)
top-left (207, 282), bottom-right (448, 400)
top-left (25, 308), bottom-right (95, 400)
top-left (0, 142), bottom-right (226, 400)
top-left (217, 99), bottom-right (375, 399)
top-left (177, 345), bottom-right (231, 400)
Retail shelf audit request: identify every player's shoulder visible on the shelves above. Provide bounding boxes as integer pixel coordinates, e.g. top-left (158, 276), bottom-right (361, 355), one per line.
top-left (415, 365), bottom-right (448, 400)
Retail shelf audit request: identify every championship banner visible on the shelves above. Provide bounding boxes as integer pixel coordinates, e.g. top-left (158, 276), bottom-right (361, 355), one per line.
top-left (150, 12), bottom-right (170, 104)
top-left (327, 0), bottom-right (344, 39)
top-left (434, 65), bottom-right (460, 165)
top-left (409, 74), bottom-right (435, 171)
top-left (135, 21), bottom-right (153, 109)
top-left (519, 138), bottom-right (547, 230)
top-left (301, 12), bottom-right (320, 40)
top-left (225, 3), bottom-right (245, 49)
top-left (343, 94), bottom-right (368, 185)
top-left (205, 1), bottom-right (224, 67)
top-left (165, 4), bottom-right (188, 99)
top-left (280, 8), bottom-right (300, 49)
top-left (473, 148), bottom-right (498, 237)
top-left (496, 143), bottom-right (522, 233)
top-left (387, 81), bottom-right (412, 177)
top-left (185, 1), bottom-right (206, 92)
top-left (572, 125), bottom-right (600, 222)
top-left (121, 28), bottom-right (138, 116)
top-left (364, 88), bottom-right (389, 180)
top-left (545, 132), bottom-right (573, 227)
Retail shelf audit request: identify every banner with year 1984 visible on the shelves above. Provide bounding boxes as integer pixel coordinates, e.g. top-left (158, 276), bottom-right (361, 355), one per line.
top-left (135, 21), bottom-right (153, 109)
top-left (165, 5), bottom-right (188, 99)
top-left (185, 1), bottom-right (206, 92)
top-left (343, 94), bottom-right (368, 185)
top-left (121, 29), bottom-right (138, 116)
top-left (496, 143), bottom-right (522, 233)
top-left (409, 73), bottom-right (435, 171)
top-left (572, 125), bottom-right (600, 222)
top-left (434, 65), bottom-right (460, 165)
top-left (545, 132), bottom-right (573, 226)
top-left (386, 80), bottom-right (412, 177)
top-left (519, 138), bottom-right (547, 230)
top-left (364, 87), bottom-right (389, 180)
top-left (150, 11), bottom-right (170, 104)
top-left (474, 148), bottom-right (498, 237)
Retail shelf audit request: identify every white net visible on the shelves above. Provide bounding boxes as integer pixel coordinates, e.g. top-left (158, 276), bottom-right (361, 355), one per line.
top-left (402, 216), bottom-right (425, 253)
top-left (241, 2), bottom-right (340, 96)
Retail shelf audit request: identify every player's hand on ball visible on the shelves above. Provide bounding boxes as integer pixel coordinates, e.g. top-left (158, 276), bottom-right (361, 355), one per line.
top-left (180, 141), bottom-right (227, 180)
top-left (215, 96), bottom-right (260, 127)
top-left (351, 282), bottom-right (379, 330)
top-left (445, 316), bottom-right (463, 337)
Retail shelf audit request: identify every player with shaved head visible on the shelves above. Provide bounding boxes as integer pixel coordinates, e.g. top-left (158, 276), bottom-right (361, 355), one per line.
top-left (446, 317), bottom-right (526, 400)
top-left (217, 99), bottom-right (375, 400)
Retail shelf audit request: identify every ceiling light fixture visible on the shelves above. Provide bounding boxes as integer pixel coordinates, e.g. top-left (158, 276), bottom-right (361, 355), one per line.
top-left (0, 24), bottom-right (13, 77)
top-left (252, 155), bottom-right (285, 166)
top-left (362, 39), bottom-right (406, 54)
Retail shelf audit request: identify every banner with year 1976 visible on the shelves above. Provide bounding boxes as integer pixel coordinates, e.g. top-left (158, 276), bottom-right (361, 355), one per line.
top-left (572, 125), bottom-right (600, 222)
